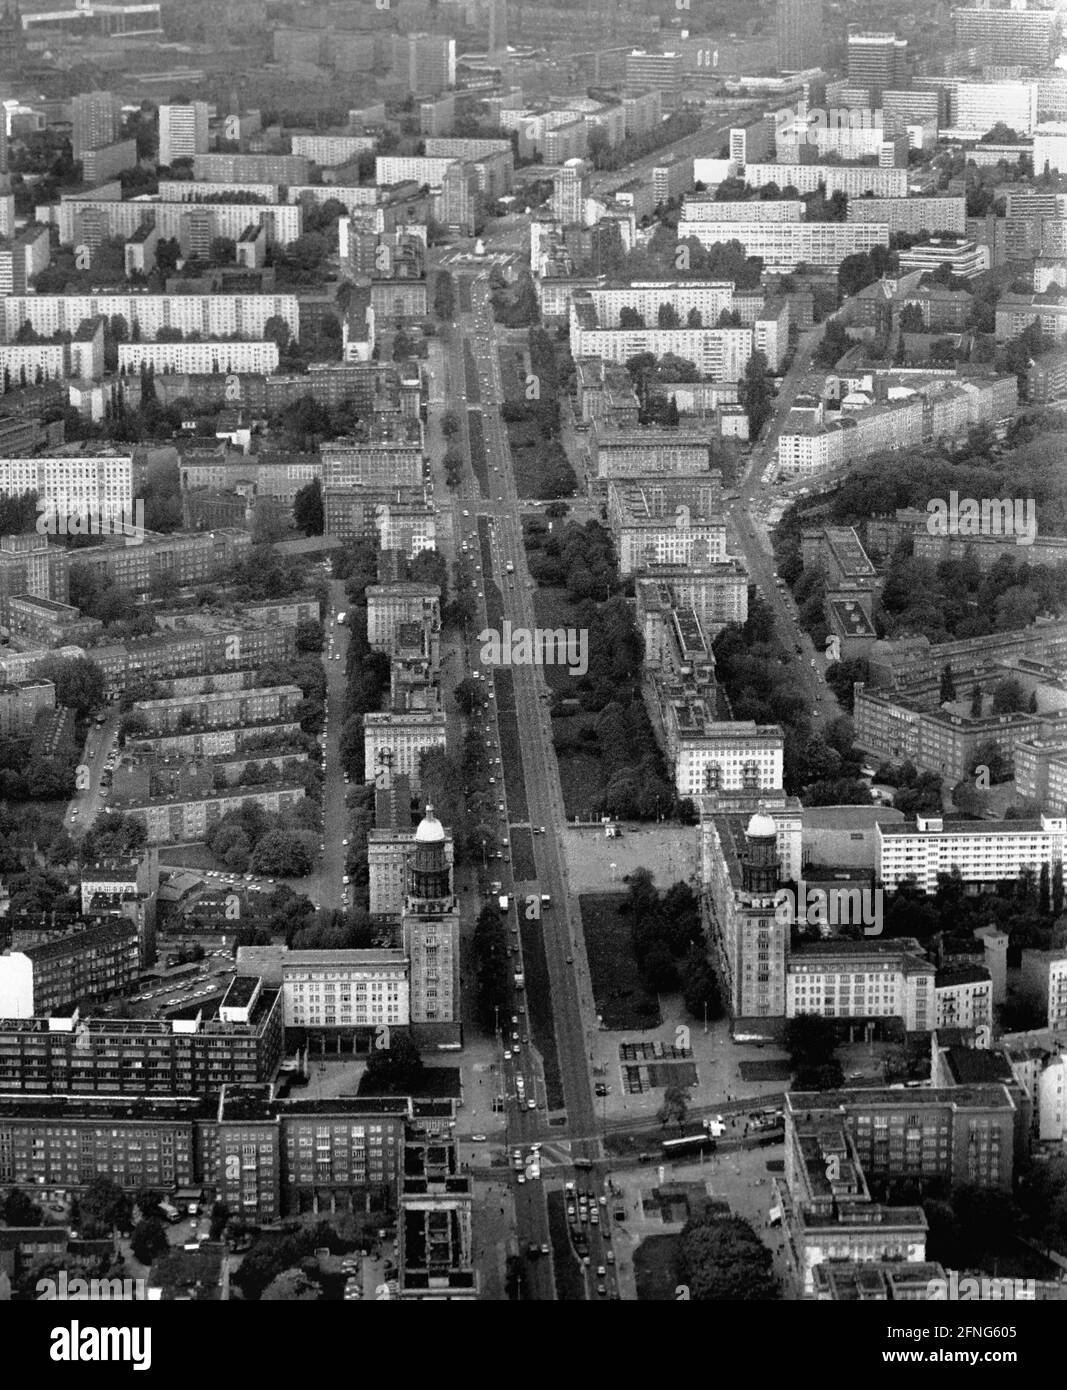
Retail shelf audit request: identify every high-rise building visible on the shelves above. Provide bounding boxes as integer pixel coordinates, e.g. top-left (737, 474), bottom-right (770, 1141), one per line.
top-left (953, 7), bottom-right (1055, 67)
top-left (487, 0), bottom-right (507, 53)
top-left (158, 101), bottom-right (209, 167)
top-left (551, 158), bottom-right (589, 225)
top-left (776, 0), bottom-right (824, 73)
top-left (847, 33), bottom-right (908, 100)
top-left (71, 91), bottom-right (121, 159)
top-left (400, 806), bottom-right (460, 1033)
top-left (398, 33), bottom-right (456, 96)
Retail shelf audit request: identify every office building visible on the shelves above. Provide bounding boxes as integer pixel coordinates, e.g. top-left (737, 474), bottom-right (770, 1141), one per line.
top-left (234, 946), bottom-right (409, 1036)
top-left (847, 33), bottom-right (908, 99)
top-left (158, 102), bottom-right (210, 167)
top-left (0, 985), bottom-right (284, 1095)
top-left (777, 0), bottom-right (824, 72)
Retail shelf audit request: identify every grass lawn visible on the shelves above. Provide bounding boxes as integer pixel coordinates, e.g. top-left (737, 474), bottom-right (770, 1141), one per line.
top-left (579, 892), bottom-right (661, 1030)
top-left (505, 415), bottom-right (548, 497)
top-left (633, 1234), bottom-right (684, 1301)
top-left (546, 1190), bottom-right (585, 1301)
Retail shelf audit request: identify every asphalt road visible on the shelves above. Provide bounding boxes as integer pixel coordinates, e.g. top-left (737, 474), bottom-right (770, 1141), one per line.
top-left (439, 269), bottom-right (623, 1298)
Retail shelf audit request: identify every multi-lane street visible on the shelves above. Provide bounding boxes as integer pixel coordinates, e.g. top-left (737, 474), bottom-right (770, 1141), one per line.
top-left (438, 269), bottom-right (622, 1297)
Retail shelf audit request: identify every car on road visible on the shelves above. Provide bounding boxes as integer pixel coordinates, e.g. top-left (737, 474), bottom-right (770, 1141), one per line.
top-left (596, 1284), bottom-right (607, 1297)
top-left (565, 955), bottom-right (573, 964)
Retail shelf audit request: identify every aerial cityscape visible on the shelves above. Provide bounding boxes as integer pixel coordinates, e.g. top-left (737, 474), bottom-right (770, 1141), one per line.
top-left (0, 0), bottom-right (1064, 1347)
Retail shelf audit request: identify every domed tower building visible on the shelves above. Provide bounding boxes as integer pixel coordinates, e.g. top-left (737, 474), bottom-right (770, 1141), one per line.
top-left (401, 805), bottom-right (461, 1042)
top-left (705, 803), bottom-right (791, 1025)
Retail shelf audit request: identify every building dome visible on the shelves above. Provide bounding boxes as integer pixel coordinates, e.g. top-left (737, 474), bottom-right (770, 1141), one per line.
top-left (745, 808), bottom-right (777, 840)
top-left (414, 804), bottom-right (446, 844)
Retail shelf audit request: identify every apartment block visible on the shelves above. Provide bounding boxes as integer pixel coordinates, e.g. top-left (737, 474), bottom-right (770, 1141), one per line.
top-left (878, 814), bottom-right (1067, 894)
top-left (787, 938), bottom-right (935, 1029)
top-left (0, 295), bottom-right (300, 343)
top-left (607, 476), bottom-right (727, 575)
top-left (122, 783), bottom-right (306, 845)
top-left (118, 341), bottom-right (280, 376)
top-left (364, 712), bottom-right (446, 793)
top-left (0, 922), bottom-right (139, 1017)
top-left (681, 220), bottom-right (890, 272)
top-left (847, 197), bottom-right (966, 237)
top-left (672, 717), bottom-right (784, 800)
top-left (737, 163), bottom-right (908, 198)
top-left (366, 584), bottom-right (440, 655)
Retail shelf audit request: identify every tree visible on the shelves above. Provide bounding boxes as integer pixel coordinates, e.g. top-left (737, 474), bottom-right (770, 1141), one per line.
top-left (657, 1084), bottom-right (689, 1130)
top-left (360, 1031), bottom-right (424, 1095)
top-left (209, 1201), bottom-right (231, 1241)
top-left (680, 1212), bottom-right (780, 1300)
top-left (739, 348), bottom-right (772, 439)
top-left (292, 478), bottom-right (324, 536)
top-left (131, 1217), bottom-right (169, 1266)
top-left (939, 664), bottom-right (957, 705)
top-left (3, 1187), bottom-right (44, 1226)
top-left (77, 1176), bottom-right (132, 1237)
top-left (657, 302), bottom-right (680, 328)
top-left (35, 656), bottom-right (105, 717)
top-left (785, 1014), bottom-right (838, 1070)
top-left (262, 1268), bottom-right (323, 1300)
top-left (815, 317), bottom-right (851, 367)
top-left (970, 682), bottom-right (983, 717)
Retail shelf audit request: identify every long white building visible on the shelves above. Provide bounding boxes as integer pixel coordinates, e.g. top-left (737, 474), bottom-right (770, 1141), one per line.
top-left (0, 453), bottom-right (132, 515)
top-left (681, 220), bottom-right (889, 271)
top-left (878, 814), bottom-right (1067, 894)
top-left (737, 163), bottom-right (909, 197)
top-left (57, 197), bottom-right (304, 248)
top-left (0, 295), bottom-right (301, 343)
top-left (847, 197), bottom-right (967, 236)
top-left (117, 341), bottom-right (280, 376)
